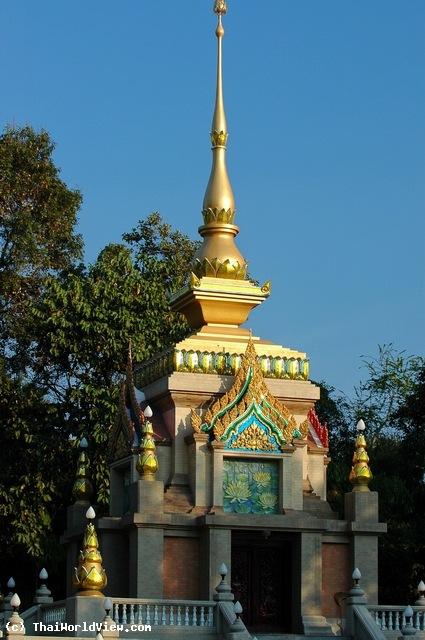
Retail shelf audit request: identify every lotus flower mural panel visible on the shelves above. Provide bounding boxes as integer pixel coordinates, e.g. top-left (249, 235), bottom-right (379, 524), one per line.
top-left (223, 459), bottom-right (279, 514)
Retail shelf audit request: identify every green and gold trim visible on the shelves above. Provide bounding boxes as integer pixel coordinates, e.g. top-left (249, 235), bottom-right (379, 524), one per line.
top-left (134, 344), bottom-right (309, 388)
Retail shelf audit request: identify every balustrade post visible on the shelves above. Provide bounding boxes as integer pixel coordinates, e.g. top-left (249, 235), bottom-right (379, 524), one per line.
top-left (345, 569), bottom-right (368, 637)
top-left (398, 605), bottom-right (416, 640)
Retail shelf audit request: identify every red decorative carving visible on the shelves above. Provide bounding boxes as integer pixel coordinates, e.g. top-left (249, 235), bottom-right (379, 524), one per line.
top-left (308, 407), bottom-right (329, 448)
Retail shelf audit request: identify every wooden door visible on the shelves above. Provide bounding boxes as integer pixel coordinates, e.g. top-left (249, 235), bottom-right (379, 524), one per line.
top-left (232, 534), bottom-right (292, 633)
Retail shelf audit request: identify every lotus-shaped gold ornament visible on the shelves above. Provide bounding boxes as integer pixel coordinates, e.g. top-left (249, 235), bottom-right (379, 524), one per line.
top-left (72, 517), bottom-right (107, 597)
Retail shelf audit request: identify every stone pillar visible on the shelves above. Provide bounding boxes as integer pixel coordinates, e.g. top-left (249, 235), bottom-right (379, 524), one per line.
top-left (300, 531), bottom-right (333, 635)
top-left (129, 526), bottom-right (163, 598)
top-left (130, 478), bottom-right (164, 514)
top-left (345, 491), bottom-right (383, 603)
top-left (210, 444), bottom-right (225, 510)
top-left (345, 579), bottom-right (368, 637)
top-left (185, 433), bottom-right (210, 507)
top-left (5, 611), bottom-right (25, 640)
top-left (33, 570), bottom-right (53, 605)
top-left (128, 478), bottom-right (165, 598)
top-left (292, 442), bottom-right (306, 510)
top-left (1, 586), bottom-right (13, 620)
top-left (200, 523), bottom-right (231, 599)
top-left (281, 448), bottom-right (296, 511)
top-left (65, 596), bottom-right (106, 637)
top-left (174, 403), bottom-right (192, 476)
top-left (102, 614), bottom-right (119, 640)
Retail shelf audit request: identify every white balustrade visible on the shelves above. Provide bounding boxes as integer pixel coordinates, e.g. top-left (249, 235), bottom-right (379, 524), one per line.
top-left (111, 599), bottom-right (215, 628)
top-left (43, 604), bottom-right (66, 624)
top-left (369, 606), bottom-right (425, 633)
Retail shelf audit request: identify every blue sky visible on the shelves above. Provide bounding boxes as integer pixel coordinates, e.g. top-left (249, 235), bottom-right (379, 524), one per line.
top-left (2, 1), bottom-right (424, 399)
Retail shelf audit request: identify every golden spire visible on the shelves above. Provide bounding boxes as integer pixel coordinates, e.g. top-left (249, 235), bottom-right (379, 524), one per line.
top-left (169, 1), bottom-right (270, 330)
top-left (192, 1), bottom-right (247, 280)
top-left (72, 437), bottom-right (93, 503)
top-left (136, 406), bottom-right (159, 480)
top-left (349, 419), bottom-right (373, 491)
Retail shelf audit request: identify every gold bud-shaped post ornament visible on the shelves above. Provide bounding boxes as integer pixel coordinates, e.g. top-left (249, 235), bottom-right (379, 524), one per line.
top-left (72, 437), bottom-right (93, 503)
top-left (349, 419), bottom-right (373, 491)
top-left (213, 0), bottom-right (227, 16)
top-left (71, 507), bottom-right (107, 596)
top-left (136, 406), bottom-right (158, 480)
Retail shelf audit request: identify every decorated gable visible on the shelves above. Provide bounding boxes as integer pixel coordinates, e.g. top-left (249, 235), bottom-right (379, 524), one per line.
top-left (191, 340), bottom-right (309, 451)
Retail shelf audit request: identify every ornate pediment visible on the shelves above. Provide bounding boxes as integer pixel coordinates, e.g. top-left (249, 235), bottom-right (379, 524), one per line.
top-left (109, 348), bottom-right (145, 460)
top-left (190, 339), bottom-right (308, 451)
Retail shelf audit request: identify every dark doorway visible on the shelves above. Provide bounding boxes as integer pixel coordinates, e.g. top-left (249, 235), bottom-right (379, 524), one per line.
top-left (231, 531), bottom-right (292, 633)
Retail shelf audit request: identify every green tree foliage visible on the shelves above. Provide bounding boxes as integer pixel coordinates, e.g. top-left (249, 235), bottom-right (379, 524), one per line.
top-left (0, 125), bottom-right (82, 367)
top-left (390, 366), bottom-right (425, 600)
top-left (30, 221), bottom-right (198, 505)
top-left (397, 366), bottom-right (425, 484)
top-left (316, 347), bottom-right (424, 603)
top-left (0, 361), bottom-right (71, 559)
top-left (351, 344), bottom-right (424, 438)
top-left (0, 125), bottom-right (83, 592)
top-left (0, 125), bottom-right (198, 586)
top-left (123, 212), bottom-right (199, 300)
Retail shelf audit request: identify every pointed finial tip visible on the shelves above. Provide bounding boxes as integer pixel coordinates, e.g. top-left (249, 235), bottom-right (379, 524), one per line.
top-left (86, 506), bottom-right (96, 520)
top-left (213, 0), bottom-right (227, 16)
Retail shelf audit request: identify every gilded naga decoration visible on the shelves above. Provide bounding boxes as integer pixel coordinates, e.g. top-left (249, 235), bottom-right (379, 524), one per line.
top-left (72, 507), bottom-right (107, 596)
top-left (349, 419), bottom-right (372, 491)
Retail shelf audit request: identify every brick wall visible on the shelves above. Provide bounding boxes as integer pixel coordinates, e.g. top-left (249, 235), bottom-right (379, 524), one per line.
top-left (322, 542), bottom-right (351, 618)
top-left (163, 536), bottom-right (200, 600)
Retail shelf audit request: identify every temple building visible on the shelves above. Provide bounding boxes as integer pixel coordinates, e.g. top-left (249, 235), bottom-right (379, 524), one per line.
top-left (62, 2), bottom-right (385, 636)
